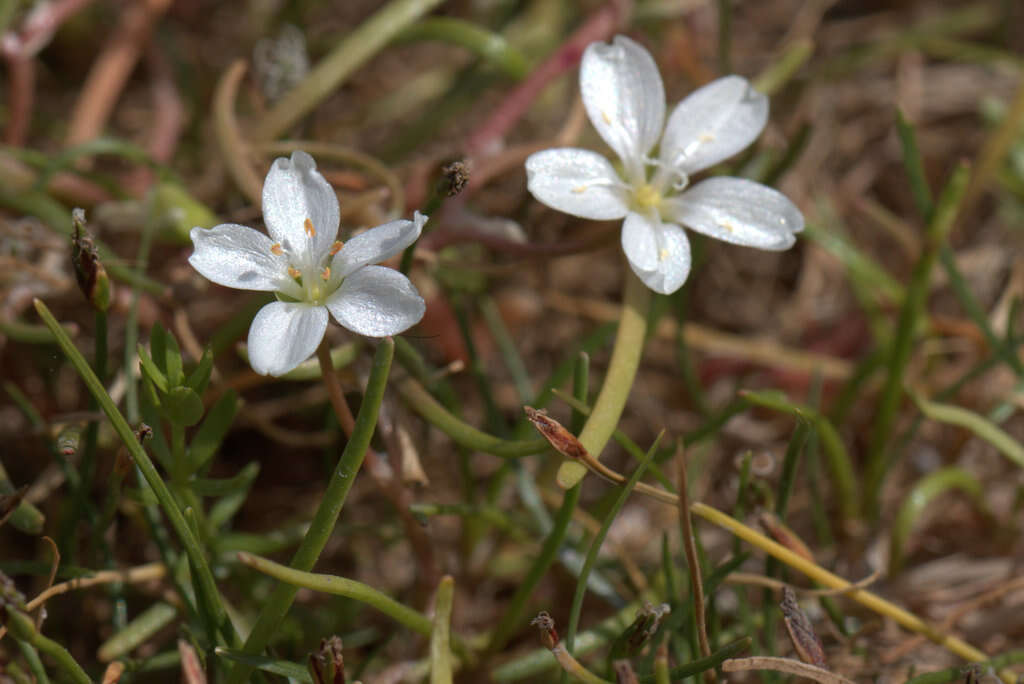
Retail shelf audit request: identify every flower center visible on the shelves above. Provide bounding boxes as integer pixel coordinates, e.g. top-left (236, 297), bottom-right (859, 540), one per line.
top-left (632, 183), bottom-right (663, 212)
top-left (270, 220), bottom-right (343, 305)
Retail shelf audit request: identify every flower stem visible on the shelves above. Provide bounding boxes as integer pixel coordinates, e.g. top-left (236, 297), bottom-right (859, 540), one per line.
top-left (557, 269), bottom-right (651, 488)
top-left (316, 339), bottom-right (355, 434)
top-left (224, 338), bottom-right (395, 684)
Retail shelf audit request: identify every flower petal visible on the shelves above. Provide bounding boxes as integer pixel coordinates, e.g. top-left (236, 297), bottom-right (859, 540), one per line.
top-left (525, 148), bottom-right (629, 220)
top-left (664, 177), bottom-right (803, 250)
top-left (660, 76), bottom-right (768, 175)
top-left (621, 211), bottom-right (691, 295)
top-left (262, 151), bottom-right (340, 261)
top-left (580, 35), bottom-right (665, 180)
top-left (247, 301), bottom-right (328, 376)
top-left (327, 266), bottom-right (425, 337)
top-left (332, 211), bottom-right (427, 279)
top-left (189, 224), bottom-right (285, 291)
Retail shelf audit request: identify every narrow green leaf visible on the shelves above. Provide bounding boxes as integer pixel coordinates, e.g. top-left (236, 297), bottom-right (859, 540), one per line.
top-left (137, 345), bottom-right (168, 394)
top-left (214, 648), bottom-right (312, 682)
top-left (191, 462), bottom-right (260, 497)
top-left (187, 348), bottom-right (215, 395)
top-left (565, 434), bottom-right (662, 654)
top-left (889, 466), bottom-right (986, 574)
top-left (162, 387), bottom-right (204, 427)
top-left (163, 327), bottom-right (184, 387)
top-left (895, 109), bottom-right (934, 218)
top-left (864, 161), bottom-right (972, 514)
top-left (150, 323), bottom-right (168, 377)
top-left (188, 390), bottom-right (239, 473)
top-left (34, 298), bottom-right (239, 651)
top-left (913, 392), bottom-right (1024, 468)
top-left (97, 603), bottom-right (178, 662)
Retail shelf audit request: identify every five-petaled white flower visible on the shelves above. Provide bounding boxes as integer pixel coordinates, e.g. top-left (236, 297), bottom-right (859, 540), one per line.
top-left (526, 35), bottom-right (803, 295)
top-left (189, 151), bottom-right (427, 376)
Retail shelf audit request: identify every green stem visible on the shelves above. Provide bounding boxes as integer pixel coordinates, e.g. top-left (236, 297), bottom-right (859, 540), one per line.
top-left (2, 606), bottom-right (90, 684)
top-left (33, 299), bottom-right (238, 650)
top-left (238, 551), bottom-right (431, 636)
top-left (430, 576), bottom-right (456, 684)
top-left (14, 640), bottom-right (50, 684)
top-left (397, 377), bottom-right (548, 457)
top-left (558, 270), bottom-right (651, 488)
top-left (225, 338), bottom-right (395, 684)
top-left (254, 0), bottom-right (446, 140)
top-left (395, 17), bottom-right (529, 79)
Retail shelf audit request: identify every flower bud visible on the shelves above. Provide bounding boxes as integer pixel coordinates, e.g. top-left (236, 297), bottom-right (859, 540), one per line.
top-left (308, 635), bottom-right (345, 684)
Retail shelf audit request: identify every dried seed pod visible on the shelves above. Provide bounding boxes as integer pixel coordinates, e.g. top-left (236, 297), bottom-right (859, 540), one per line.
top-left (524, 407), bottom-right (588, 460)
top-left (780, 586), bottom-right (826, 667)
top-left (530, 611), bottom-right (559, 650)
top-left (71, 208), bottom-right (112, 312)
top-left (442, 160), bottom-right (470, 197)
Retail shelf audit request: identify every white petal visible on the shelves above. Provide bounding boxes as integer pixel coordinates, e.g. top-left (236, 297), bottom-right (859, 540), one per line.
top-left (580, 35), bottom-right (665, 180)
top-left (660, 76), bottom-right (768, 175)
top-left (333, 211), bottom-right (427, 279)
top-left (664, 177), bottom-right (803, 250)
top-left (525, 148), bottom-right (629, 220)
top-left (189, 224), bottom-right (285, 291)
top-left (262, 151), bottom-right (340, 261)
top-left (621, 211), bottom-right (691, 295)
top-left (327, 266), bottom-right (425, 337)
top-left (247, 301), bottom-right (328, 376)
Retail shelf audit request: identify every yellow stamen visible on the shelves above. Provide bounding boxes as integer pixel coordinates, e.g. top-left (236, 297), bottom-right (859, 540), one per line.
top-left (321, 267), bottom-right (331, 280)
top-left (698, 132), bottom-right (715, 143)
top-left (304, 217), bottom-right (316, 237)
top-left (270, 243), bottom-right (283, 255)
top-left (601, 110), bottom-right (612, 125)
top-left (571, 185), bottom-right (588, 194)
top-left (658, 247), bottom-right (670, 261)
top-left (329, 240), bottom-right (343, 255)
top-left (632, 184), bottom-right (662, 211)
top-left (287, 266), bottom-right (301, 279)
top-left (719, 220), bottom-right (736, 234)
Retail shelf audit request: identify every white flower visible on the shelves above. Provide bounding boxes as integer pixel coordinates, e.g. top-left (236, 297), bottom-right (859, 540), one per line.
top-left (526, 35), bottom-right (803, 295)
top-left (189, 151), bottom-right (427, 376)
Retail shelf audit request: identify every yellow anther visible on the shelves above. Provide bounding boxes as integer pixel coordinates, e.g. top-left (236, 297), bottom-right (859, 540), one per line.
top-left (270, 243), bottom-right (283, 255)
top-left (698, 132), bottom-right (715, 143)
top-left (719, 220), bottom-right (736, 233)
top-left (571, 185), bottom-right (588, 194)
top-left (321, 267), bottom-right (331, 280)
top-left (632, 184), bottom-right (662, 211)
top-left (658, 247), bottom-right (670, 261)
top-left (601, 110), bottom-right (612, 125)
top-left (329, 240), bottom-right (344, 256)
top-left (304, 217), bottom-right (316, 237)
top-left (288, 266), bottom-right (301, 279)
